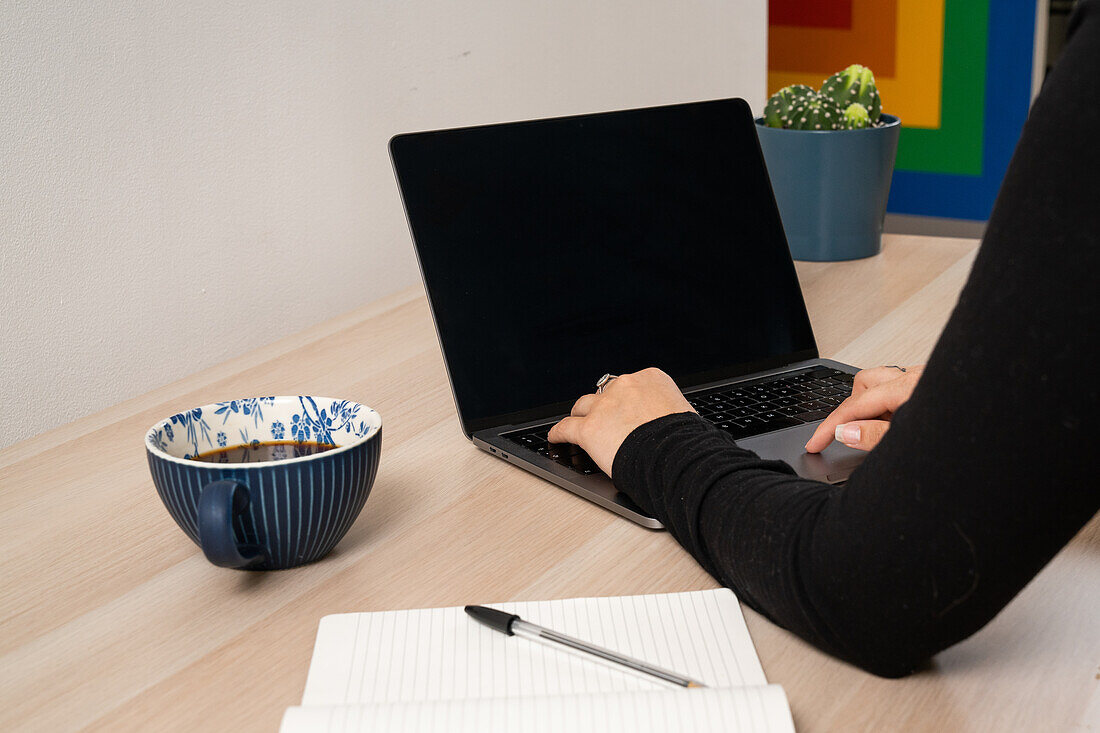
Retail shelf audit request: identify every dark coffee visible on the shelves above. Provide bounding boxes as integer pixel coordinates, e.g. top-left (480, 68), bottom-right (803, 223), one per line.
top-left (189, 441), bottom-right (338, 464)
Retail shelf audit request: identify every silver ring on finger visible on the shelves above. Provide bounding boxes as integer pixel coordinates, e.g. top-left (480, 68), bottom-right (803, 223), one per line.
top-left (596, 373), bottom-right (619, 394)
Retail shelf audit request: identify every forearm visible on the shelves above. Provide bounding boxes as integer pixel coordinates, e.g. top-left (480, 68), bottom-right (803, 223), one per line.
top-left (611, 412), bottom-right (829, 599)
top-left (613, 409), bottom-right (1096, 678)
top-left (612, 413), bottom-right (916, 676)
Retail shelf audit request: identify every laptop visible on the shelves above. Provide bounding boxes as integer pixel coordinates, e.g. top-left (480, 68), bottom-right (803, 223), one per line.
top-left (389, 98), bottom-right (866, 529)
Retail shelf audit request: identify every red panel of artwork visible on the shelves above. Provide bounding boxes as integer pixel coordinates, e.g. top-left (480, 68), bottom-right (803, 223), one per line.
top-left (770, 0), bottom-right (853, 29)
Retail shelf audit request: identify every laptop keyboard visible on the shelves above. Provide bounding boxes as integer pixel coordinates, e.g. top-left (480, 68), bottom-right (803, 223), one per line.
top-left (503, 367), bottom-right (855, 476)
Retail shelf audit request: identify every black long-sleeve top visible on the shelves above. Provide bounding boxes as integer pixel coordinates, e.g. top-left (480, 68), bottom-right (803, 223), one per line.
top-left (611, 2), bottom-right (1100, 678)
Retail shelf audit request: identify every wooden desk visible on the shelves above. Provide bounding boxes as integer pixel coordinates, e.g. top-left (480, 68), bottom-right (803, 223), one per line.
top-left (2, 234), bottom-right (1097, 731)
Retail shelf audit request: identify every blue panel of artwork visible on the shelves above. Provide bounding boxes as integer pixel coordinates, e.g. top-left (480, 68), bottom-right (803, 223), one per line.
top-left (887, 0), bottom-right (1039, 221)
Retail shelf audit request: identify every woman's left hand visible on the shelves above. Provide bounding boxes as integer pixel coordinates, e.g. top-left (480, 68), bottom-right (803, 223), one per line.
top-left (547, 368), bottom-right (695, 476)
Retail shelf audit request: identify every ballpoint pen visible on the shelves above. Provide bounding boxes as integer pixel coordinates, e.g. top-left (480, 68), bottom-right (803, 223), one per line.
top-left (464, 605), bottom-right (707, 688)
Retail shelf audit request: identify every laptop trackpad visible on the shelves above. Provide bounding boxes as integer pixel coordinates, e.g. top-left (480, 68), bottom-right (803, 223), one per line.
top-left (738, 422), bottom-right (867, 484)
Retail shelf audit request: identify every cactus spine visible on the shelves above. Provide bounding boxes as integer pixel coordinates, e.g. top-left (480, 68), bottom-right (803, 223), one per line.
top-left (763, 84), bottom-right (815, 129)
top-left (821, 64), bottom-right (882, 123)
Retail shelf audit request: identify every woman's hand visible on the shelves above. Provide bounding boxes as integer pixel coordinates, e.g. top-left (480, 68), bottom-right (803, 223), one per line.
top-left (805, 365), bottom-right (924, 453)
top-left (547, 368), bottom-right (695, 476)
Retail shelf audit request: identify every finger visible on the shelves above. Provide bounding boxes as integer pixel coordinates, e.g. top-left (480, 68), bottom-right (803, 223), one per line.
top-left (570, 393), bottom-right (598, 417)
top-left (833, 419), bottom-right (891, 451)
top-left (852, 366), bottom-right (905, 392)
top-left (804, 417), bottom-right (839, 453)
top-left (804, 383), bottom-right (905, 453)
top-left (547, 415), bottom-right (584, 444)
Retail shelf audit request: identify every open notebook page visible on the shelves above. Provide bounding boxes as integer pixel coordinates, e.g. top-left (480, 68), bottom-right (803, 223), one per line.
top-left (282, 686), bottom-right (794, 733)
top-left (302, 589), bottom-right (766, 706)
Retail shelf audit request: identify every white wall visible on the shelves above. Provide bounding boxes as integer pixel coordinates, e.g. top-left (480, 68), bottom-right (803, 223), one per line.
top-left (0, 1), bottom-right (765, 448)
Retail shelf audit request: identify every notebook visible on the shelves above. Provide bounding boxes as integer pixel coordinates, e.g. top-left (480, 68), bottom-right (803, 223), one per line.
top-left (281, 589), bottom-right (795, 732)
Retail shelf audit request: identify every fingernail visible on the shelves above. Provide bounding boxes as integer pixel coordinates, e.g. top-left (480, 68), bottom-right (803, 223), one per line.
top-left (836, 423), bottom-right (861, 445)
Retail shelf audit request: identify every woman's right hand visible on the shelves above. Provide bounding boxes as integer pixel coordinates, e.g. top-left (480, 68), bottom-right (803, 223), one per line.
top-left (805, 365), bottom-right (924, 453)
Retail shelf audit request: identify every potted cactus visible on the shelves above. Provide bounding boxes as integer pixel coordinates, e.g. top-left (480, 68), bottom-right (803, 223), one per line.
top-left (756, 65), bottom-right (900, 261)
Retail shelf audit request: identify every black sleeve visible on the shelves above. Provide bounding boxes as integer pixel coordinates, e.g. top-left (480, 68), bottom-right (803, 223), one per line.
top-left (611, 1), bottom-right (1100, 678)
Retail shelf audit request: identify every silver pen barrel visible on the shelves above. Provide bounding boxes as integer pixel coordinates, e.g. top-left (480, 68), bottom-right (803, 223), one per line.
top-left (510, 619), bottom-right (706, 688)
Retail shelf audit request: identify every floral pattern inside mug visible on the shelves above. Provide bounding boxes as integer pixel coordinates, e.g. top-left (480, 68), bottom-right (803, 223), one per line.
top-left (146, 396), bottom-right (381, 464)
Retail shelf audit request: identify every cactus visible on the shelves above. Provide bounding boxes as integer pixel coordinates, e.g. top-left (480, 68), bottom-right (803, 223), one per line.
top-left (841, 102), bottom-right (871, 129)
top-left (821, 64), bottom-right (881, 122)
top-left (763, 84), bottom-right (815, 128)
top-left (786, 92), bottom-right (844, 131)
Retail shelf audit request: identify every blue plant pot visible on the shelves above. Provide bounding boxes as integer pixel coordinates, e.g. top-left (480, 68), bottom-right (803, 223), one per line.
top-left (756, 114), bottom-right (900, 261)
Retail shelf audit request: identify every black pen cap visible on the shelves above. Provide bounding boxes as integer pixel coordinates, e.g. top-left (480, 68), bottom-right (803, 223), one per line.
top-left (464, 605), bottom-right (521, 635)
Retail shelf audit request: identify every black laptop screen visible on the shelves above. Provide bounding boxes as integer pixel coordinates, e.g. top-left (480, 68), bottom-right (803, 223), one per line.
top-left (390, 98), bottom-right (817, 434)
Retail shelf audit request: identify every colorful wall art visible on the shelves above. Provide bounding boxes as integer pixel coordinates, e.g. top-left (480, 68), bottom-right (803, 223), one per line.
top-left (768, 0), bottom-right (1041, 221)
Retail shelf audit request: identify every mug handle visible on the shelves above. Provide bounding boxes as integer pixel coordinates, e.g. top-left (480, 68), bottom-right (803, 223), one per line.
top-left (198, 480), bottom-right (269, 569)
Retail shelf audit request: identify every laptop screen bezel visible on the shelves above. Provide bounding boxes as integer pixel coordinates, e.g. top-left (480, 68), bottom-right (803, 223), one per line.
top-left (390, 98), bottom-right (819, 439)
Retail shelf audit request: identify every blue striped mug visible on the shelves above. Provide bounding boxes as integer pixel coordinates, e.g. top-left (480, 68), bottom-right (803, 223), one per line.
top-left (145, 396), bottom-right (382, 570)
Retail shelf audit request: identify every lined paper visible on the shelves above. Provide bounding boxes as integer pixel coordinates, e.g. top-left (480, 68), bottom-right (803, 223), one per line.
top-left (282, 685), bottom-right (794, 733)
top-left (302, 589), bottom-right (766, 706)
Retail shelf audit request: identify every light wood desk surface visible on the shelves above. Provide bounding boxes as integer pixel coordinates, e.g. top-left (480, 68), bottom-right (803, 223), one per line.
top-left (2, 234), bottom-right (1097, 732)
